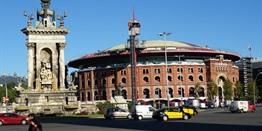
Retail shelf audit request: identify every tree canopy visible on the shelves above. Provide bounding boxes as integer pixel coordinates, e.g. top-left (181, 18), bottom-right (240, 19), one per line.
top-left (207, 80), bottom-right (218, 101)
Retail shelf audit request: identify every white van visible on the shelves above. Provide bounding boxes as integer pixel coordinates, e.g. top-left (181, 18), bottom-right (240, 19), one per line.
top-left (133, 105), bottom-right (156, 120)
top-left (229, 101), bottom-right (248, 113)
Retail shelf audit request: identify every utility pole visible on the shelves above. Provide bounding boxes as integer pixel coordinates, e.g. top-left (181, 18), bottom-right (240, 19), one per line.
top-left (158, 32), bottom-right (171, 108)
top-left (128, 12), bottom-right (140, 110)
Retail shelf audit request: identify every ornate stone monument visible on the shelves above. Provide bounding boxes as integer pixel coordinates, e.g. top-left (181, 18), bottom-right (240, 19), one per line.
top-left (16, 0), bottom-right (78, 115)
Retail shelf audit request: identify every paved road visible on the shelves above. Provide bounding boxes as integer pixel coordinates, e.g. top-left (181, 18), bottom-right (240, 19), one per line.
top-left (1, 107), bottom-right (262, 131)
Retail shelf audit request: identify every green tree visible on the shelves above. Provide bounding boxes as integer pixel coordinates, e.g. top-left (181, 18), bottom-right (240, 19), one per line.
top-left (223, 79), bottom-right (233, 100)
top-left (96, 101), bottom-right (115, 114)
top-left (235, 81), bottom-right (244, 99)
top-left (0, 82), bottom-right (19, 103)
top-left (194, 82), bottom-right (201, 99)
top-left (246, 81), bottom-right (259, 101)
top-left (207, 80), bottom-right (218, 101)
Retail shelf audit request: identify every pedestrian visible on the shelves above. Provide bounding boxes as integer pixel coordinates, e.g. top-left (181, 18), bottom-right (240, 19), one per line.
top-left (27, 113), bottom-right (43, 131)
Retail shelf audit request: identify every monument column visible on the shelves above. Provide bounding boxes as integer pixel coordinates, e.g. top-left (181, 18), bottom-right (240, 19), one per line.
top-left (58, 43), bottom-right (66, 90)
top-left (27, 43), bottom-right (35, 90)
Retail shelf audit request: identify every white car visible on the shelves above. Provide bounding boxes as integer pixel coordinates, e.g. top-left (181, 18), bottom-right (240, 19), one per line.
top-left (104, 107), bottom-right (132, 119)
top-left (133, 105), bottom-right (156, 120)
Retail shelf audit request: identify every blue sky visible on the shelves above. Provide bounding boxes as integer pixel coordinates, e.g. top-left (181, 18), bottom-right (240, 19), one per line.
top-left (0, 0), bottom-right (262, 76)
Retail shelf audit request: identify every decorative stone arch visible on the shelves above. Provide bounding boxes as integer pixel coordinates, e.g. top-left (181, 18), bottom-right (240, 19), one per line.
top-left (143, 88), bottom-right (150, 99)
top-left (216, 74), bottom-right (227, 106)
top-left (40, 48), bottom-right (53, 90)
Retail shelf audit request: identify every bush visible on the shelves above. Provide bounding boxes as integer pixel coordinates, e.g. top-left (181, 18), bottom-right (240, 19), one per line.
top-left (96, 101), bottom-right (114, 114)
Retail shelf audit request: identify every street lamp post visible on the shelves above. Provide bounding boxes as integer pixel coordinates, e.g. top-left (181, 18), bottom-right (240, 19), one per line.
top-left (158, 32), bottom-right (171, 108)
top-left (254, 72), bottom-right (262, 104)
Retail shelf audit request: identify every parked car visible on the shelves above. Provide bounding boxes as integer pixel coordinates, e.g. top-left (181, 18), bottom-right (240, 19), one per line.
top-left (104, 107), bottom-right (132, 120)
top-left (229, 100), bottom-right (256, 113)
top-left (0, 113), bottom-right (27, 126)
top-left (206, 101), bottom-right (215, 109)
top-left (199, 99), bottom-right (207, 109)
top-left (152, 107), bottom-right (191, 122)
top-left (248, 101), bottom-right (256, 112)
top-left (133, 105), bottom-right (156, 120)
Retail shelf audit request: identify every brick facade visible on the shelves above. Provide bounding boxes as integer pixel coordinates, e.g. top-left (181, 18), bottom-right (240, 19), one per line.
top-left (76, 57), bottom-right (239, 102)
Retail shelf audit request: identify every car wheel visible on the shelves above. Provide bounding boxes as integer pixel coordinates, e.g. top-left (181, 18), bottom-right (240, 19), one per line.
top-left (183, 114), bottom-right (189, 120)
top-left (21, 120), bottom-right (27, 125)
top-left (127, 114), bottom-right (132, 119)
top-left (0, 121), bottom-right (3, 126)
top-left (138, 115), bottom-right (143, 120)
top-left (162, 115), bottom-right (168, 122)
top-left (252, 109), bottom-right (256, 113)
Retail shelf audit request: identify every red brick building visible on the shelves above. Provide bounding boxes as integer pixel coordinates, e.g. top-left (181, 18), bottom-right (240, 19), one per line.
top-left (68, 40), bottom-right (240, 104)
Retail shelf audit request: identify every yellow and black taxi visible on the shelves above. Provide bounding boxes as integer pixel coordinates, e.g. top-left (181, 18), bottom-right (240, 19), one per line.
top-left (152, 107), bottom-right (192, 121)
top-left (182, 106), bottom-right (198, 116)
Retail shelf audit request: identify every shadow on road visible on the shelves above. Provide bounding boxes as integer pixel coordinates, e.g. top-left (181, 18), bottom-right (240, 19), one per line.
top-left (39, 117), bottom-right (262, 131)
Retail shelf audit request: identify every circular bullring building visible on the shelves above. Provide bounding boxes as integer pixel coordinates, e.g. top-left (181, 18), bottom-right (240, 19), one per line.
top-left (68, 40), bottom-right (240, 105)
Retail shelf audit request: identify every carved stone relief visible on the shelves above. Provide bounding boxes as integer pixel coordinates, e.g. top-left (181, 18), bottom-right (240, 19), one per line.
top-left (40, 48), bottom-right (53, 90)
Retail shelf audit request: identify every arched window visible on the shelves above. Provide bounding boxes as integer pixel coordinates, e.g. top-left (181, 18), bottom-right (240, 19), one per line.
top-left (143, 76), bottom-right (149, 83)
top-left (178, 87), bottom-right (184, 97)
top-left (198, 87), bottom-right (205, 97)
top-left (189, 87), bottom-right (195, 97)
top-left (198, 67), bottom-right (203, 73)
top-left (155, 76), bottom-right (161, 83)
top-left (178, 75), bottom-right (183, 81)
top-left (167, 68), bottom-right (172, 73)
top-left (143, 88), bottom-right (150, 98)
top-left (155, 88), bottom-right (162, 98)
top-left (177, 68), bottom-right (183, 73)
top-left (121, 89), bottom-right (127, 99)
top-left (122, 77), bottom-right (127, 84)
top-left (168, 88), bottom-right (173, 98)
top-left (189, 75), bottom-right (194, 81)
top-left (168, 76), bottom-right (172, 82)
top-left (199, 75), bottom-right (204, 81)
